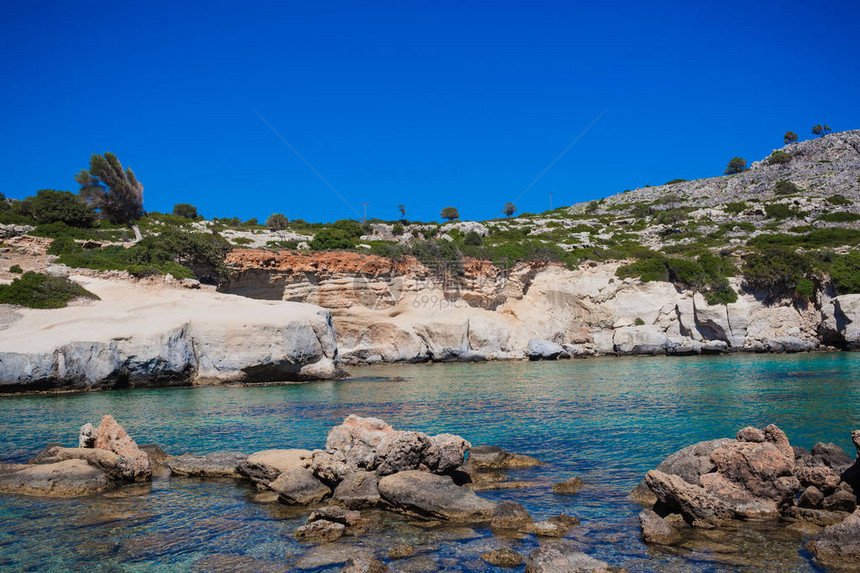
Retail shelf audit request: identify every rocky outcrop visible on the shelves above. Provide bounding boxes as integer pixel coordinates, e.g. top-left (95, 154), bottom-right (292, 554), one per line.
top-left (0, 276), bottom-right (341, 392)
top-left (637, 425), bottom-right (860, 553)
top-left (0, 416), bottom-right (149, 497)
top-left (525, 542), bottom-right (613, 573)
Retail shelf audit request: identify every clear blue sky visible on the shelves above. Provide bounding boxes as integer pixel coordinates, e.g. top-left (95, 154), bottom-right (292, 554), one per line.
top-left (1, 1), bottom-right (858, 223)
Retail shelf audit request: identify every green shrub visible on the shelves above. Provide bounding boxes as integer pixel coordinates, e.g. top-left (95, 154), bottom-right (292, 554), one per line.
top-left (829, 251), bottom-right (860, 294)
top-left (391, 222), bottom-right (404, 235)
top-left (368, 241), bottom-right (405, 258)
top-left (8, 264), bottom-right (22, 274)
top-left (18, 189), bottom-right (97, 227)
top-left (724, 157), bottom-right (747, 174)
top-left (819, 211), bottom-right (860, 223)
top-left (742, 246), bottom-right (814, 296)
top-left (47, 236), bottom-right (77, 255)
top-left (723, 201), bottom-right (747, 214)
top-left (309, 228), bottom-right (356, 250)
top-left (665, 179), bottom-right (687, 185)
top-left (464, 231), bottom-right (483, 246)
top-left (765, 203), bottom-right (802, 220)
top-left (172, 203), bottom-right (198, 219)
top-left (774, 180), bottom-right (802, 195)
top-left (768, 151), bottom-right (792, 166)
top-left (0, 272), bottom-right (99, 309)
top-left (230, 237), bottom-right (253, 246)
top-left (826, 195), bottom-right (852, 206)
top-left (265, 240), bottom-right (299, 250)
top-left (30, 221), bottom-right (129, 242)
top-left (652, 207), bottom-right (690, 225)
top-left (634, 317), bottom-right (645, 326)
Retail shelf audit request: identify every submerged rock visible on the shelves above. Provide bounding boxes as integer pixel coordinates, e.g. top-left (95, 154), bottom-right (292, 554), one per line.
top-left (166, 452), bottom-right (248, 478)
top-left (377, 470), bottom-right (496, 522)
top-left (341, 556), bottom-right (388, 573)
top-left (482, 548), bottom-right (524, 567)
top-left (294, 519), bottom-right (345, 543)
top-left (553, 476), bottom-right (584, 495)
top-left (467, 445), bottom-right (541, 470)
top-left (525, 542), bottom-right (612, 573)
top-left (639, 509), bottom-right (681, 545)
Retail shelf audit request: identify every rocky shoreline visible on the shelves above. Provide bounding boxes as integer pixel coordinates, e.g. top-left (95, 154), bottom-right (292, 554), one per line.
top-left (2, 414), bottom-right (859, 571)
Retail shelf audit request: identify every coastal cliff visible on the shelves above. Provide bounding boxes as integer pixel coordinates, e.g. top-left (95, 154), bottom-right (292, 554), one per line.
top-left (0, 276), bottom-right (340, 392)
top-left (222, 250), bottom-right (860, 364)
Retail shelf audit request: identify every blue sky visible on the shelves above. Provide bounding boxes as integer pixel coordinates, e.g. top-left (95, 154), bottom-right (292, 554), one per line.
top-left (1, 1), bottom-right (858, 223)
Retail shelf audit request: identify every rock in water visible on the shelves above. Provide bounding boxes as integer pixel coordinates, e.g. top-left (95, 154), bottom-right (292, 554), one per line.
top-left (481, 548), bottom-right (524, 567)
top-left (639, 509), bottom-right (681, 545)
top-left (644, 470), bottom-right (734, 527)
top-left (0, 459), bottom-right (112, 497)
top-left (238, 448), bottom-right (312, 484)
top-left (810, 509), bottom-right (860, 570)
top-left (333, 471), bottom-right (381, 508)
top-left (526, 339), bottom-right (566, 360)
top-left (269, 467), bottom-right (331, 505)
top-left (93, 415), bottom-right (151, 481)
top-left (525, 542), bottom-right (612, 573)
top-left (553, 476), bottom-right (584, 495)
top-left (491, 500), bottom-right (533, 531)
top-left (326, 415), bottom-right (395, 470)
top-left (467, 445), bottom-right (541, 470)
top-left (427, 433), bottom-right (471, 473)
top-left (341, 556), bottom-right (388, 573)
top-left (374, 431), bottom-right (432, 476)
top-left (294, 519), bottom-right (345, 543)
top-left (166, 452), bottom-right (249, 478)
top-left (78, 423), bottom-right (96, 448)
top-left (377, 470), bottom-right (496, 522)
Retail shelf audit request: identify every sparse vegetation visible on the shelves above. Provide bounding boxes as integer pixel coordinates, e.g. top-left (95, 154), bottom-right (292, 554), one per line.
top-left (768, 151), bottom-right (792, 166)
top-left (0, 272), bottom-right (100, 309)
top-left (9, 265), bottom-right (23, 274)
top-left (440, 207), bottom-right (460, 221)
top-left (774, 180), bottom-right (802, 195)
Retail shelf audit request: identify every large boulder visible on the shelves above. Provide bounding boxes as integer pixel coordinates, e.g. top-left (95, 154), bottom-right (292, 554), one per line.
top-left (325, 415), bottom-right (395, 470)
top-left (631, 438), bottom-right (732, 505)
top-left (269, 467), bottom-right (331, 505)
top-left (377, 470), bottom-right (496, 522)
top-left (639, 509), bottom-right (681, 545)
top-left (238, 449), bottom-right (312, 485)
top-left (166, 452), bottom-right (248, 478)
top-left (644, 470), bottom-right (734, 527)
top-left (92, 415), bottom-right (151, 481)
top-left (0, 459), bottom-right (112, 497)
top-left (526, 339), bottom-right (566, 360)
top-left (29, 446), bottom-right (130, 481)
top-left (840, 430), bottom-right (860, 495)
top-left (374, 431), bottom-right (432, 476)
top-left (490, 500), bottom-right (533, 531)
top-left (810, 509), bottom-right (860, 570)
top-left (322, 415), bottom-right (470, 478)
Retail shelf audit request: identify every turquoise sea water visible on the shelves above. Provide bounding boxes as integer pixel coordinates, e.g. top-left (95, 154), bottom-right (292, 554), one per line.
top-left (0, 353), bottom-right (858, 572)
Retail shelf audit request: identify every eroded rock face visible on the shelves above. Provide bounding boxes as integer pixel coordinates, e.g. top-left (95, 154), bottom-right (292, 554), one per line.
top-left (810, 509), bottom-right (860, 570)
top-left (377, 470), bottom-right (496, 522)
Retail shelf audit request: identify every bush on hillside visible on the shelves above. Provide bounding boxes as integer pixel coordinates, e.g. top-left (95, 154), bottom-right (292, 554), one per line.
top-left (172, 203), bottom-right (198, 219)
top-left (774, 180), bottom-right (802, 196)
top-left (309, 228), bottom-right (356, 250)
top-left (829, 251), bottom-right (860, 295)
top-left (826, 195), bottom-right (852, 206)
top-left (819, 211), bottom-right (860, 223)
top-left (768, 151), bottom-right (792, 166)
top-left (8, 264), bottom-right (23, 274)
top-left (765, 203), bottom-right (803, 220)
top-left (724, 157), bottom-right (747, 175)
top-left (0, 272), bottom-right (99, 309)
top-left (741, 246), bottom-right (814, 297)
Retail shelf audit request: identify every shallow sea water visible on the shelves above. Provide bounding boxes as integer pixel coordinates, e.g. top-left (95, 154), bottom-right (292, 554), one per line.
top-left (0, 352), bottom-right (858, 572)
